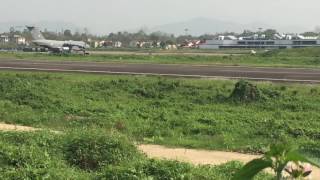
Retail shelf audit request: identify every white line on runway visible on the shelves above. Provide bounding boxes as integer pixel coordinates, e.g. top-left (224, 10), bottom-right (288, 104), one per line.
top-left (0, 66), bottom-right (319, 83)
top-left (2, 58), bottom-right (320, 70)
top-left (2, 61), bottom-right (320, 75)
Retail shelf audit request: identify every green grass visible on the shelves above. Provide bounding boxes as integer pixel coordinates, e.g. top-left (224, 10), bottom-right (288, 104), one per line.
top-left (0, 130), bottom-right (272, 179)
top-left (1, 47), bottom-right (320, 67)
top-left (0, 71), bottom-right (319, 154)
top-left (0, 71), bottom-right (318, 179)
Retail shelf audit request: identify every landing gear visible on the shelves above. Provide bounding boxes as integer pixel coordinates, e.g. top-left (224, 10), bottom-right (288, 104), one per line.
top-left (79, 48), bottom-right (89, 55)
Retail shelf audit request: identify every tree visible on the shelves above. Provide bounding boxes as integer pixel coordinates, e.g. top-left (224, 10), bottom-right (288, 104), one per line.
top-left (83, 27), bottom-right (89, 35)
top-left (150, 32), bottom-right (160, 41)
top-left (64, 29), bottom-right (72, 37)
top-left (9, 27), bottom-right (15, 33)
top-left (160, 41), bottom-right (166, 49)
top-left (263, 29), bottom-right (278, 39)
top-left (240, 30), bottom-right (255, 37)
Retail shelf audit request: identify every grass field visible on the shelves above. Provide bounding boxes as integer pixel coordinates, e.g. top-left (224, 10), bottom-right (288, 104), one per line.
top-left (0, 71), bottom-right (319, 153)
top-left (0, 130), bottom-right (272, 179)
top-left (1, 47), bottom-right (320, 68)
top-left (0, 71), bottom-right (320, 179)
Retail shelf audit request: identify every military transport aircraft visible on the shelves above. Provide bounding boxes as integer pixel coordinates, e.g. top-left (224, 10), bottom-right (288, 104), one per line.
top-left (27, 26), bottom-right (90, 54)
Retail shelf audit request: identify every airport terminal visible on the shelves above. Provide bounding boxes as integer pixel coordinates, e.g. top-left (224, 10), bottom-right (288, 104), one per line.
top-left (200, 34), bottom-right (320, 49)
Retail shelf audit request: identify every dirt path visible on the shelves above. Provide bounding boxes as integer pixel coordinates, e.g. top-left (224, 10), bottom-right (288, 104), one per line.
top-left (138, 144), bottom-right (320, 179)
top-left (138, 144), bottom-right (260, 165)
top-left (0, 123), bottom-right (38, 132)
top-left (0, 123), bottom-right (319, 179)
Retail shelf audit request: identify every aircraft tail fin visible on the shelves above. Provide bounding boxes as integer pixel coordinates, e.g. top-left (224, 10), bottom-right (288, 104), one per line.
top-left (26, 26), bottom-right (45, 40)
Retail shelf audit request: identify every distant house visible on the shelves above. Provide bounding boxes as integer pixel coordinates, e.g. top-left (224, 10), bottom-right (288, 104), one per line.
top-left (0, 35), bottom-right (9, 44)
top-left (165, 44), bottom-right (178, 50)
top-left (114, 41), bottom-right (122, 48)
top-left (129, 41), bottom-right (156, 48)
top-left (141, 42), bottom-right (153, 48)
top-left (99, 40), bottom-right (122, 48)
top-left (180, 40), bottom-right (202, 48)
top-left (99, 41), bottom-right (113, 48)
top-left (93, 41), bottom-right (99, 48)
top-left (129, 41), bottom-right (140, 48)
top-left (11, 35), bottom-right (26, 45)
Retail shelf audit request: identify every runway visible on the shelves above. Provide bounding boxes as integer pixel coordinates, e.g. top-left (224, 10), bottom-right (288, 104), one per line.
top-left (0, 59), bottom-right (320, 83)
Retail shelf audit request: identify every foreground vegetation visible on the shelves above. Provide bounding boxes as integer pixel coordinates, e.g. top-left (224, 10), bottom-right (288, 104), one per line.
top-left (0, 71), bottom-right (319, 179)
top-left (0, 130), bottom-right (273, 179)
top-left (0, 71), bottom-right (319, 154)
top-left (1, 47), bottom-right (320, 67)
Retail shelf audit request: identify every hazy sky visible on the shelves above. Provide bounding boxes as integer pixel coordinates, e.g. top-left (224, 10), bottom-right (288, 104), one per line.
top-left (1, 0), bottom-right (318, 33)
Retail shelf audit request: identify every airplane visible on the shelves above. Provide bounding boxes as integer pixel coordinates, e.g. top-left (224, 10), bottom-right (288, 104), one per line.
top-left (26, 26), bottom-right (90, 54)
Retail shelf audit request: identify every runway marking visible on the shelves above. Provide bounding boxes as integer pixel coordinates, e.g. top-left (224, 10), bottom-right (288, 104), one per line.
top-left (0, 66), bottom-right (319, 83)
top-left (1, 58), bottom-right (319, 70)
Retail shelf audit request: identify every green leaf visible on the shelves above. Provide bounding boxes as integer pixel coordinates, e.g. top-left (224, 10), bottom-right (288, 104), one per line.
top-left (232, 158), bottom-right (273, 180)
top-left (286, 151), bottom-right (320, 168)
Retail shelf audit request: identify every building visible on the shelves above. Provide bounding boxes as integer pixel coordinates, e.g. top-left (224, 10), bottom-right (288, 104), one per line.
top-left (0, 34), bottom-right (26, 45)
top-left (200, 34), bottom-right (320, 49)
top-left (180, 40), bottom-right (203, 48)
top-left (11, 35), bottom-right (26, 45)
top-left (114, 41), bottom-right (122, 48)
top-left (0, 35), bottom-right (9, 44)
top-left (99, 40), bottom-right (122, 48)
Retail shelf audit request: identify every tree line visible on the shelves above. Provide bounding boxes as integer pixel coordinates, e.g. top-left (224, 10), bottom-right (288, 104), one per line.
top-left (2, 27), bottom-right (320, 48)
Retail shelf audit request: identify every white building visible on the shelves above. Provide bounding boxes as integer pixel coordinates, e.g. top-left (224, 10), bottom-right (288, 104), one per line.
top-left (114, 41), bottom-right (122, 48)
top-left (200, 34), bottom-right (320, 49)
top-left (12, 35), bottom-right (26, 45)
top-left (0, 35), bottom-right (9, 44)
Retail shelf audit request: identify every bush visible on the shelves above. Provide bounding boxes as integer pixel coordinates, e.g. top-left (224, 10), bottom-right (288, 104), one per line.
top-left (64, 130), bottom-right (142, 171)
top-left (0, 141), bottom-right (53, 180)
top-left (0, 143), bottom-right (51, 169)
top-left (191, 161), bottom-right (243, 180)
top-left (229, 80), bottom-right (262, 102)
top-left (142, 159), bottom-right (193, 180)
top-left (100, 164), bottom-right (146, 180)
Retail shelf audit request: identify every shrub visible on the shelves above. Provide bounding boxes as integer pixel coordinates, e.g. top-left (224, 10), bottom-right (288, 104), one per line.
top-left (191, 161), bottom-right (243, 180)
top-left (229, 80), bottom-right (262, 102)
top-left (0, 143), bottom-right (51, 169)
top-left (142, 159), bottom-right (193, 180)
top-left (0, 142), bottom-right (53, 180)
top-left (100, 164), bottom-right (147, 180)
top-left (64, 130), bottom-right (141, 171)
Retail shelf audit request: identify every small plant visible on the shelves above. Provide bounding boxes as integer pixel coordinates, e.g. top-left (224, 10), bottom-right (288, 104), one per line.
top-left (232, 144), bottom-right (320, 180)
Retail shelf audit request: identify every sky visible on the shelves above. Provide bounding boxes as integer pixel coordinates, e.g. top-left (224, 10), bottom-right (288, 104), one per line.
top-left (0, 0), bottom-right (319, 34)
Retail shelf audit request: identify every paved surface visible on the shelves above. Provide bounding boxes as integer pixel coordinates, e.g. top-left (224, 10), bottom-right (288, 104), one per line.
top-left (0, 59), bottom-right (320, 83)
top-left (88, 50), bottom-right (244, 56)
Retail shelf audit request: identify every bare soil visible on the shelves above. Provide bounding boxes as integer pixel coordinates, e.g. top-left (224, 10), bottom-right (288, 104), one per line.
top-left (138, 144), bottom-right (320, 179)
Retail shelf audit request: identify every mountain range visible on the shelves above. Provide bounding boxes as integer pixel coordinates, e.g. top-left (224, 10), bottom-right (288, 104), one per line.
top-left (0, 18), bottom-right (312, 36)
top-left (149, 17), bottom-right (310, 35)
